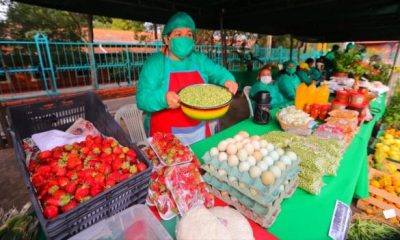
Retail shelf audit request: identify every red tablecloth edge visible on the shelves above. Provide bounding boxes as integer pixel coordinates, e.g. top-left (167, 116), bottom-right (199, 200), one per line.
top-left (149, 197), bottom-right (278, 240)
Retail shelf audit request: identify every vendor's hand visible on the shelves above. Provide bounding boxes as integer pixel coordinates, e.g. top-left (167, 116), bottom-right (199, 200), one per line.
top-left (166, 91), bottom-right (180, 109)
top-left (224, 80), bottom-right (238, 95)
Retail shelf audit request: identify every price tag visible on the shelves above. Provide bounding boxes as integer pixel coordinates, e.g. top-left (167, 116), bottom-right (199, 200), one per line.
top-left (383, 209), bottom-right (396, 219)
top-left (328, 200), bottom-right (352, 240)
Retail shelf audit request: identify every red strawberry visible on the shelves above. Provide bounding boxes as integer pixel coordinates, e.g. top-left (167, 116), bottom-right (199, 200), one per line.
top-left (121, 162), bottom-right (130, 173)
top-left (44, 205), bottom-right (59, 219)
top-left (67, 155), bottom-right (82, 170)
top-left (92, 147), bottom-right (101, 155)
top-left (64, 144), bottom-right (73, 151)
top-left (45, 193), bottom-right (71, 207)
top-left (38, 151), bottom-right (52, 161)
top-left (48, 185), bottom-right (60, 195)
top-left (61, 200), bottom-right (77, 213)
top-left (101, 146), bottom-right (112, 155)
top-left (111, 139), bottom-right (119, 147)
top-left (118, 153), bottom-right (126, 159)
top-left (105, 178), bottom-right (116, 188)
top-left (122, 147), bottom-right (129, 154)
top-left (28, 160), bottom-right (37, 173)
top-left (58, 177), bottom-right (69, 188)
top-left (112, 146), bottom-right (122, 155)
top-left (90, 184), bottom-right (104, 197)
top-left (75, 185), bottom-right (90, 202)
top-left (112, 159), bottom-right (123, 171)
top-left (94, 136), bottom-right (102, 145)
top-left (119, 173), bottom-right (130, 182)
top-left (129, 165), bottom-right (138, 175)
top-left (80, 146), bottom-right (90, 155)
top-left (137, 162), bottom-right (147, 172)
top-left (31, 173), bottom-right (46, 188)
top-left (36, 165), bottom-right (51, 175)
top-left (64, 181), bottom-right (77, 194)
top-left (38, 185), bottom-right (49, 200)
top-left (93, 173), bottom-right (105, 186)
top-left (126, 149), bottom-right (136, 158)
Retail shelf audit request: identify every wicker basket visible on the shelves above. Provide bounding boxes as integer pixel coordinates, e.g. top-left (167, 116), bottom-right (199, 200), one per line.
top-left (276, 113), bottom-right (313, 136)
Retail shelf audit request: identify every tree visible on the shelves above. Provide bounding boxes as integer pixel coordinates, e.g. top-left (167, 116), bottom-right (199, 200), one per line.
top-left (93, 17), bottom-right (145, 32)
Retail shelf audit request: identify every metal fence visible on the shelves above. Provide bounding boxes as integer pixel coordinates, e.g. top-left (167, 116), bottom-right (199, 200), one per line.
top-left (0, 34), bottom-right (324, 101)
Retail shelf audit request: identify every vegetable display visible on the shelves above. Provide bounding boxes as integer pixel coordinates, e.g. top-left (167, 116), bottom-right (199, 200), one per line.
top-left (150, 133), bottom-right (194, 166)
top-left (179, 84), bottom-right (231, 108)
top-left (348, 219), bottom-right (400, 240)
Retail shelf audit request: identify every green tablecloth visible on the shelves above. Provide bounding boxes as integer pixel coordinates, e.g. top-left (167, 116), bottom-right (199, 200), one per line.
top-left (181, 94), bottom-right (385, 240)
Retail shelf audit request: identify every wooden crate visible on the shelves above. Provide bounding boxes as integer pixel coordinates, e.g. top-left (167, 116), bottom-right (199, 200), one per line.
top-left (356, 166), bottom-right (400, 225)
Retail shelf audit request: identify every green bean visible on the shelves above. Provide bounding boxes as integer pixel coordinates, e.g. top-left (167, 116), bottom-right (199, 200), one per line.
top-left (179, 84), bottom-right (231, 108)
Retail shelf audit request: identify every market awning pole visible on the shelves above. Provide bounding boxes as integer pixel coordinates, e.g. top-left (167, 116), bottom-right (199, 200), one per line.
top-left (387, 41), bottom-right (400, 103)
top-left (220, 8), bottom-right (227, 67)
top-left (267, 35), bottom-right (272, 63)
top-left (289, 35), bottom-right (293, 61)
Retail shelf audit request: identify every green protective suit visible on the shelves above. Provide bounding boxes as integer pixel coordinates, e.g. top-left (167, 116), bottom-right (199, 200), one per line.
top-left (296, 70), bottom-right (311, 85)
top-left (137, 52), bottom-right (235, 131)
top-left (250, 81), bottom-right (286, 109)
top-left (271, 68), bottom-right (280, 80)
top-left (310, 67), bottom-right (321, 83)
top-left (276, 71), bottom-right (301, 101)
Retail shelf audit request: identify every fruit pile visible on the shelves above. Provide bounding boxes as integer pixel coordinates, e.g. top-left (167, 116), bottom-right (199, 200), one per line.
top-left (374, 129), bottom-right (400, 164)
top-left (28, 135), bottom-right (147, 219)
top-left (151, 133), bottom-right (193, 166)
top-left (370, 173), bottom-right (400, 198)
top-left (143, 147), bottom-right (162, 169)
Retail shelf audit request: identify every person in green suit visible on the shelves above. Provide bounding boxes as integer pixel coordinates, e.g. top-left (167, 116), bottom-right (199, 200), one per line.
top-left (306, 58), bottom-right (322, 84)
top-left (296, 63), bottom-right (312, 85)
top-left (275, 60), bottom-right (301, 100)
top-left (250, 66), bottom-right (286, 109)
top-left (136, 11), bottom-right (238, 141)
top-left (324, 44), bottom-right (340, 79)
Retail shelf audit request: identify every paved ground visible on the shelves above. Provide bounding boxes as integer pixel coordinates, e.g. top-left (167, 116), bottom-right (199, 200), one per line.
top-left (0, 93), bottom-right (250, 211)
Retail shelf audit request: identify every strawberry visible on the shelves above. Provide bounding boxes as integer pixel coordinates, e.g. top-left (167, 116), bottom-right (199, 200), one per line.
top-left (90, 184), bottom-right (104, 197)
top-left (44, 205), bottom-right (59, 219)
top-left (101, 146), bottom-right (112, 155)
top-left (80, 146), bottom-right (90, 155)
top-left (111, 139), bottom-right (119, 147)
top-left (61, 200), bottom-right (77, 213)
top-left (119, 173), bottom-right (130, 182)
top-left (118, 153), bottom-right (126, 159)
top-left (121, 162), bottom-right (130, 173)
top-left (137, 162), bottom-right (147, 172)
top-left (64, 144), bottom-right (73, 151)
top-left (112, 146), bottom-right (122, 155)
top-left (58, 177), bottom-right (69, 188)
top-left (75, 185), bottom-right (90, 202)
top-left (64, 181), bottom-right (77, 194)
top-left (129, 165), bottom-right (138, 175)
top-left (112, 159), bottom-right (123, 171)
top-left (93, 173), bottom-right (105, 186)
top-left (92, 147), bottom-right (101, 155)
top-left (66, 155), bottom-right (82, 170)
top-left (38, 151), bottom-right (52, 161)
top-left (36, 165), bottom-right (51, 175)
top-left (126, 149), bottom-right (137, 158)
top-left (94, 136), bottom-right (102, 145)
top-left (45, 193), bottom-right (71, 207)
top-left (28, 160), bottom-right (37, 173)
top-left (105, 178), bottom-right (116, 188)
top-left (122, 147), bottom-right (129, 154)
top-left (38, 185), bottom-right (49, 200)
top-left (31, 173), bottom-right (46, 188)
top-left (48, 185), bottom-right (60, 195)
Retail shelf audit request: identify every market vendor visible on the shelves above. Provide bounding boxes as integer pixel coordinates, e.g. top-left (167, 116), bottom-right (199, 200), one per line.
top-left (324, 44), bottom-right (339, 79)
top-left (137, 12), bottom-right (238, 145)
top-left (306, 58), bottom-right (322, 84)
top-left (276, 60), bottom-right (301, 100)
top-left (250, 65), bottom-right (285, 108)
top-left (296, 63), bottom-right (312, 85)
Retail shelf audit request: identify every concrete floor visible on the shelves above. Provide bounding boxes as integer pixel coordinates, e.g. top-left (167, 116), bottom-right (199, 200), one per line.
top-left (0, 93), bottom-right (250, 211)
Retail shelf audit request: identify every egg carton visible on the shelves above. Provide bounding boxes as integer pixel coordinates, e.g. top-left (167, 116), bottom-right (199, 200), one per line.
top-left (202, 158), bottom-right (299, 205)
top-left (207, 181), bottom-right (282, 228)
top-left (283, 176), bottom-right (299, 199)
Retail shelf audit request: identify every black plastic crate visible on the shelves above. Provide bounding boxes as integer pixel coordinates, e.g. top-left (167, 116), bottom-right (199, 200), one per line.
top-left (6, 93), bottom-right (152, 240)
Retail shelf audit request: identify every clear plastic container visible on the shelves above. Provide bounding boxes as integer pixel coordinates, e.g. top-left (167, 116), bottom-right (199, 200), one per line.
top-left (69, 204), bottom-right (172, 240)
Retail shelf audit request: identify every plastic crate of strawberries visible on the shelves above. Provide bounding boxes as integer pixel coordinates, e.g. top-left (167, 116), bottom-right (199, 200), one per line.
top-left (29, 135), bottom-right (148, 220)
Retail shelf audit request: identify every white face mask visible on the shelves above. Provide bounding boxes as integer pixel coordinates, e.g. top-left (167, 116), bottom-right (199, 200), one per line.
top-left (260, 76), bottom-right (272, 84)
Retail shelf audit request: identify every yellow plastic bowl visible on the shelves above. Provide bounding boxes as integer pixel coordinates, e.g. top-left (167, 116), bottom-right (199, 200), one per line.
top-left (181, 104), bottom-right (231, 121)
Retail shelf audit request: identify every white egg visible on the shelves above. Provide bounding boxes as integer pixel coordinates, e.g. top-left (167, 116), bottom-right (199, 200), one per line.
top-left (218, 141), bottom-right (228, 152)
top-left (244, 143), bottom-right (255, 155)
top-left (235, 141), bottom-right (244, 150)
top-left (233, 134), bottom-right (244, 142)
top-left (269, 151), bottom-right (280, 161)
top-left (286, 151), bottom-right (298, 161)
top-left (241, 138), bottom-right (251, 145)
top-left (260, 148), bottom-right (269, 156)
top-left (228, 176), bottom-right (237, 182)
top-left (252, 151), bottom-right (263, 161)
top-left (226, 143), bottom-right (238, 155)
top-left (239, 161), bottom-right (250, 172)
top-left (228, 155), bottom-right (239, 167)
top-left (280, 155), bottom-right (292, 165)
top-left (225, 138), bottom-right (234, 144)
top-left (218, 169), bottom-right (227, 177)
top-left (249, 166), bottom-right (262, 178)
top-left (266, 143), bottom-right (275, 152)
top-left (238, 149), bottom-right (248, 162)
top-left (238, 131), bottom-right (249, 138)
top-left (275, 160), bottom-right (286, 171)
top-left (257, 161), bottom-right (269, 171)
top-left (218, 152), bottom-right (228, 161)
top-left (248, 156), bottom-right (256, 166)
top-left (251, 140), bottom-right (261, 150)
top-left (250, 135), bottom-right (261, 141)
top-left (276, 148), bottom-right (285, 156)
top-left (270, 166), bottom-right (282, 178)
top-left (262, 156), bottom-right (274, 166)
top-left (209, 147), bottom-right (219, 157)
top-left (260, 140), bottom-right (268, 148)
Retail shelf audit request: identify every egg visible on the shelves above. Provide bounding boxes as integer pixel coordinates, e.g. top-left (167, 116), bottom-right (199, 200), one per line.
top-left (241, 138), bottom-right (251, 145)
top-left (235, 141), bottom-right (244, 149)
top-left (209, 147), bottom-right (219, 157)
top-left (238, 149), bottom-right (248, 162)
top-left (251, 140), bottom-right (261, 150)
top-left (262, 156), bottom-right (274, 166)
top-left (253, 151), bottom-right (263, 161)
top-left (228, 155), bottom-right (239, 166)
top-left (269, 151), bottom-right (280, 161)
top-left (248, 156), bottom-right (256, 166)
top-left (225, 138), bottom-right (234, 144)
top-left (244, 143), bottom-right (255, 155)
top-left (266, 143), bottom-right (275, 152)
top-left (239, 161), bottom-right (250, 172)
top-left (270, 166), bottom-right (282, 178)
top-left (260, 148), bottom-right (269, 157)
top-left (261, 171), bottom-right (275, 186)
top-left (260, 140), bottom-right (268, 148)
top-left (228, 176), bottom-right (237, 182)
top-left (217, 140), bottom-right (228, 152)
top-left (275, 160), bottom-right (286, 171)
top-left (233, 134), bottom-right (243, 142)
top-left (218, 169), bottom-right (227, 177)
top-left (256, 161), bottom-right (269, 171)
top-left (226, 143), bottom-right (238, 155)
top-left (238, 131), bottom-right (249, 138)
top-left (280, 155), bottom-right (292, 165)
top-left (276, 148), bottom-right (285, 156)
top-left (286, 151), bottom-right (298, 161)
top-left (249, 166), bottom-right (262, 178)
top-left (250, 135), bottom-right (260, 141)
top-left (218, 152), bottom-right (228, 161)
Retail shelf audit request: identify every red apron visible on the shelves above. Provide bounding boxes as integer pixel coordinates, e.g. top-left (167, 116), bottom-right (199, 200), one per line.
top-left (149, 57), bottom-right (210, 145)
